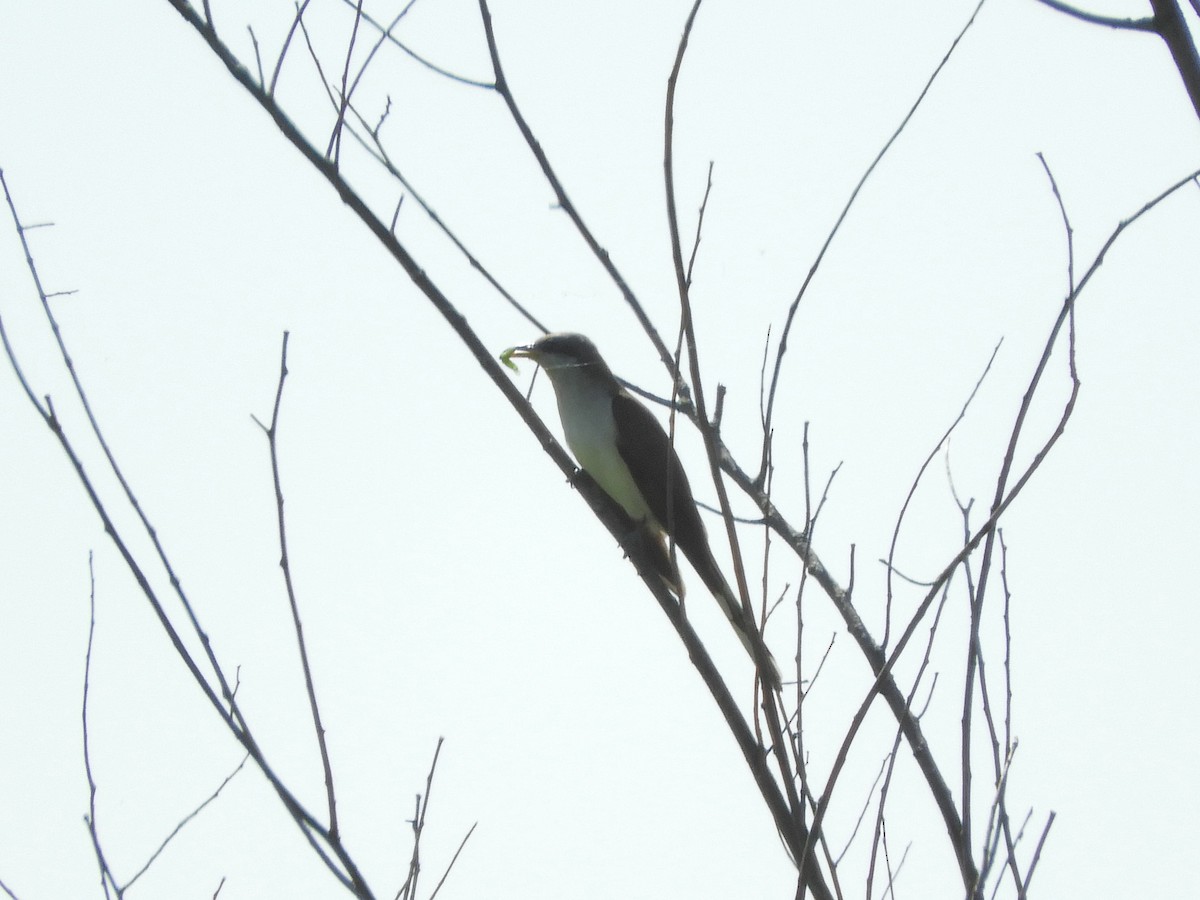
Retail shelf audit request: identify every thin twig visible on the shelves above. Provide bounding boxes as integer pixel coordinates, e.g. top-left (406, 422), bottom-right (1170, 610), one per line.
top-left (270, 0), bottom-right (314, 95)
top-left (327, 0), bottom-right (366, 165)
top-left (684, 161), bottom-right (716, 287)
top-left (835, 754), bottom-right (890, 865)
top-left (248, 26), bottom-right (264, 86)
top-left (883, 340), bottom-right (1002, 648)
top-left (338, 99), bottom-right (548, 332)
top-left (759, 0), bottom-right (988, 485)
top-left (1, 167), bottom-right (372, 898)
top-left (427, 822), bottom-right (478, 900)
top-left (252, 332), bottom-right (342, 841)
top-left (395, 739), bottom-right (444, 900)
top-left (1021, 812), bottom-right (1056, 894)
top-left (81, 551), bottom-right (118, 900)
top-left (973, 741), bottom-right (1018, 895)
top-left (338, 0), bottom-right (491, 87)
top-left (476, 0), bottom-right (685, 396)
top-left (123, 756), bottom-right (251, 890)
top-left (1034, 0), bottom-right (1156, 30)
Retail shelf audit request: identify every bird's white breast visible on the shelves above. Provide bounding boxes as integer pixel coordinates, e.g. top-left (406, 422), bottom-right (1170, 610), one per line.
top-left (548, 367), bottom-right (655, 524)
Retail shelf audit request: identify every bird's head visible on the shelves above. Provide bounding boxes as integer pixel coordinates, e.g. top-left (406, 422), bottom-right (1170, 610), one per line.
top-left (503, 332), bottom-right (610, 376)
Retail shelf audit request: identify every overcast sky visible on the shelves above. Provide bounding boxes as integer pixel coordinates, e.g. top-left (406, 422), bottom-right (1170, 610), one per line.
top-left (2, 1), bottom-right (1198, 898)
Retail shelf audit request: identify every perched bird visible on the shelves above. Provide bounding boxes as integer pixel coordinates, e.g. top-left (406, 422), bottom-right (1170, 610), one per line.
top-left (506, 332), bottom-right (781, 690)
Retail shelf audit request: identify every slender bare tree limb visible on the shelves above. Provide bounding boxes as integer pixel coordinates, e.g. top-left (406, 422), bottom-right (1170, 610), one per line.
top-left (883, 340), bottom-right (1002, 649)
top-left (122, 756), bottom-right (251, 891)
top-left (336, 97), bottom-right (549, 331)
top-left (395, 738), bottom-right (444, 900)
top-left (81, 552), bottom-right (118, 900)
top-left (269, 0), bottom-right (314, 96)
top-left (427, 823), bottom-right (478, 900)
top-left (1037, 0), bottom-right (1200, 122)
top-left (1, 167), bottom-right (374, 898)
top-left (476, 0), bottom-right (688, 398)
top-left (327, 0), bottom-right (365, 165)
top-left (1033, 0), bottom-right (1155, 31)
top-left (760, 0), bottom-right (988, 484)
top-left (338, 0), bottom-right (492, 88)
top-left (1021, 812), bottom-right (1057, 894)
top-left (251, 332), bottom-right (342, 842)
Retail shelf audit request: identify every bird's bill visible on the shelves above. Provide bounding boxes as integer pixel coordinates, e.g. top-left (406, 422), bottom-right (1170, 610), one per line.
top-left (500, 343), bottom-right (541, 372)
top-left (504, 344), bottom-right (538, 360)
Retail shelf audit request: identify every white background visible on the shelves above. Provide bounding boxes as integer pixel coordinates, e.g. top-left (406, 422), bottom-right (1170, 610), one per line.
top-left (1, 1), bottom-right (1198, 898)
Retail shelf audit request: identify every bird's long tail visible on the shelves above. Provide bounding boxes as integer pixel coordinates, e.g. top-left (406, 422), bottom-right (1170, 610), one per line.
top-left (641, 524), bottom-right (782, 691)
top-left (691, 552), bottom-right (782, 692)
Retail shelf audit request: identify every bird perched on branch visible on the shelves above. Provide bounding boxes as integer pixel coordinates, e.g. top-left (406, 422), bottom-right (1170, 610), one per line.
top-left (505, 332), bottom-right (781, 691)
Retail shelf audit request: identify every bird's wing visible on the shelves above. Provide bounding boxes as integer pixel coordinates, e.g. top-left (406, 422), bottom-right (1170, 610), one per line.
top-left (611, 391), bottom-right (707, 559)
top-left (612, 392), bottom-right (782, 690)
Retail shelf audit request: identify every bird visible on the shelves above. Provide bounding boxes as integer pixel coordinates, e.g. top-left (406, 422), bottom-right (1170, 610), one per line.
top-left (505, 332), bottom-right (781, 690)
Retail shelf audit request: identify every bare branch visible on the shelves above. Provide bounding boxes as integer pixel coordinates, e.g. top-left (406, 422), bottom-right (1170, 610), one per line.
top-left (1148, 0), bottom-right (1200, 121)
top-left (81, 552), bottom-right (118, 900)
top-left (760, 0), bottom-right (987, 483)
top-left (270, 0), bottom-right (314, 96)
top-left (883, 340), bottom-right (1003, 648)
top-left (327, 0), bottom-right (366, 165)
top-left (1034, 0), bottom-right (1156, 30)
top-left (335, 99), bottom-right (549, 332)
top-left (253, 332), bottom-right (343, 842)
top-left (247, 26), bottom-right (264, 86)
top-left (123, 756), bottom-right (250, 891)
top-left (338, 0), bottom-right (492, 88)
top-left (476, 0), bottom-right (685, 393)
top-left (1, 166), bottom-right (374, 898)
top-left (398, 739), bottom-right (446, 900)
top-left (1020, 812), bottom-right (1057, 893)
top-left (427, 823), bottom-right (479, 900)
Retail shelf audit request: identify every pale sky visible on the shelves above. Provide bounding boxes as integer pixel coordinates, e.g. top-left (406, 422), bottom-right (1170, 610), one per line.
top-left (2, 1), bottom-right (1198, 898)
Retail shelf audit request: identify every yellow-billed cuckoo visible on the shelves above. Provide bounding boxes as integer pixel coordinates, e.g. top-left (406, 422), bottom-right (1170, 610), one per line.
top-left (507, 333), bottom-right (781, 690)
